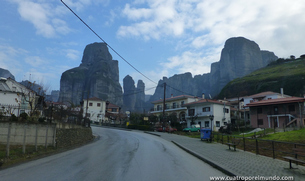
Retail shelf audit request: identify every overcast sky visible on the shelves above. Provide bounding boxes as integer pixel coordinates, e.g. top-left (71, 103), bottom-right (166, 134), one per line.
top-left (1, 0), bottom-right (305, 95)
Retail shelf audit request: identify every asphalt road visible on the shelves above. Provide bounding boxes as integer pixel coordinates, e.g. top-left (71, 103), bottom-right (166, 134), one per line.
top-left (0, 127), bottom-right (226, 181)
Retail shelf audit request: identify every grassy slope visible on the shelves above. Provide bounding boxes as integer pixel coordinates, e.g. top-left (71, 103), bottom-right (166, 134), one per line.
top-left (218, 58), bottom-right (305, 98)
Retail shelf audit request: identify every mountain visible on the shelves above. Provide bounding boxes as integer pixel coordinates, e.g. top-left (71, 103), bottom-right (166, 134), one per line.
top-left (58, 43), bottom-right (123, 106)
top-left (217, 57), bottom-right (305, 98)
top-left (149, 37), bottom-right (278, 102)
top-left (0, 68), bottom-right (15, 80)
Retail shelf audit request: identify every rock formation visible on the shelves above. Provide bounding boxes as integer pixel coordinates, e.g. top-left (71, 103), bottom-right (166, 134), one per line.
top-left (122, 75), bottom-right (146, 112)
top-left (149, 37), bottom-right (278, 101)
top-left (58, 43), bottom-right (123, 106)
top-left (0, 68), bottom-right (15, 80)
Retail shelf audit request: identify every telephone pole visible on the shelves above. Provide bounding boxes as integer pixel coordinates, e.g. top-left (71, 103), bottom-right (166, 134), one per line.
top-left (163, 82), bottom-right (166, 128)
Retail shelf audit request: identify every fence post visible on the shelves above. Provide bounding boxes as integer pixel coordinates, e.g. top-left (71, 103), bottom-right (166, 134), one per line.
top-left (35, 124), bottom-right (38, 151)
top-left (22, 124), bottom-right (27, 154)
top-left (256, 138), bottom-right (259, 155)
top-left (6, 122), bottom-right (12, 157)
top-left (45, 124), bottom-right (49, 149)
top-left (52, 124), bottom-right (56, 147)
top-left (243, 137), bottom-right (246, 151)
top-left (272, 141), bottom-right (275, 159)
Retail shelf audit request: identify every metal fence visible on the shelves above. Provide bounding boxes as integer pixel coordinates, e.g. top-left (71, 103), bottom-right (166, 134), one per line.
top-left (213, 133), bottom-right (305, 164)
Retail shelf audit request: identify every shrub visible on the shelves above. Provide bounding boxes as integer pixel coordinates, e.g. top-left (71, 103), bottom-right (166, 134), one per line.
top-left (38, 117), bottom-right (46, 123)
top-left (19, 112), bottom-right (28, 121)
top-left (10, 114), bottom-right (18, 122)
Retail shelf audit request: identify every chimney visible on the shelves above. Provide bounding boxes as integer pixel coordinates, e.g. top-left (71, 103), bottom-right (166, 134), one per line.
top-left (202, 93), bottom-right (205, 99)
top-left (171, 94), bottom-right (173, 98)
top-left (280, 88), bottom-right (284, 98)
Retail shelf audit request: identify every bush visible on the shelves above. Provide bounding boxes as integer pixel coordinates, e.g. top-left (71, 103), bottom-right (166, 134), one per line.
top-left (38, 117), bottom-right (46, 123)
top-left (10, 114), bottom-right (18, 122)
top-left (19, 112), bottom-right (28, 121)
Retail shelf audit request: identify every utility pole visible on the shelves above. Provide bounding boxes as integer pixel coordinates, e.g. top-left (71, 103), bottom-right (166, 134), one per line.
top-left (163, 82), bottom-right (166, 129)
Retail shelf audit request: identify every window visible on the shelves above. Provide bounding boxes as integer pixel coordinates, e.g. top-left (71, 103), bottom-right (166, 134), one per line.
top-left (216, 121), bottom-right (220, 127)
top-left (112, 108), bottom-right (117, 112)
top-left (173, 102), bottom-right (177, 109)
top-left (86, 113), bottom-right (90, 117)
top-left (89, 102), bottom-right (93, 106)
top-left (205, 121), bottom-right (209, 128)
top-left (257, 107), bottom-right (262, 114)
top-left (97, 103), bottom-right (101, 107)
top-left (202, 107), bottom-right (210, 112)
top-left (258, 119), bottom-right (263, 125)
top-left (223, 108), bottom-right (229, 113)
top-left (181, 101), bottom-right (184, 106)
top-left (188, 109), bottom-right (195, 116)
top-left (288, 105), bottom-right (295, 112)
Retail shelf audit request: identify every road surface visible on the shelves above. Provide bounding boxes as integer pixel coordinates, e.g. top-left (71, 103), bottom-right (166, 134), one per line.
top-left (0, 126), bottom-right (226, 181)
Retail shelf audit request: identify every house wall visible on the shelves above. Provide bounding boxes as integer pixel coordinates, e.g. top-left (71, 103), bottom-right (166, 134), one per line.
top-left (250, 103), bottom-right (301, 128)
top-left (186, 103), bottom-right (230, 131)
top-left (83, 100), bottom-right (106, 123)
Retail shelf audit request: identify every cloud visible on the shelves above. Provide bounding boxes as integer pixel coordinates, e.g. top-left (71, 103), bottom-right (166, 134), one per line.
top-left (25, 56), bottom-right (47, 67)
top-left (65, 49), bottom-right (81, 60)
top-left (11, 0), bottom-right (72, 38)
top-left (117, 0), bottom-right (305, 58)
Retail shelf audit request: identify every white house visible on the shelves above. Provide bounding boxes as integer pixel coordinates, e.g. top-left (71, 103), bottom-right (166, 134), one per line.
top-left (0, 77), bottom-right (38, 117)
top-left (183, 99), bottom-right (231, 131)
top-left (150, 95), bottom-right (201, 123)
top-left (83, 97), bottom-right (106, 124)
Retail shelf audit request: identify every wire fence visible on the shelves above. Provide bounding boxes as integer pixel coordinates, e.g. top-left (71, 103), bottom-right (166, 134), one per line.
top-left (213, 133), bottom-right (305, 165)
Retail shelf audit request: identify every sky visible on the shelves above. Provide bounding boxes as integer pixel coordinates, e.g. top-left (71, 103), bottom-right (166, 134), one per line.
top-left (1, 0), bottom-right (305, 95)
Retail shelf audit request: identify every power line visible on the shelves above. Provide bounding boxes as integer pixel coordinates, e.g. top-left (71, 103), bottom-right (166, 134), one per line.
top-left (60, 0), bottom-right (158, 85)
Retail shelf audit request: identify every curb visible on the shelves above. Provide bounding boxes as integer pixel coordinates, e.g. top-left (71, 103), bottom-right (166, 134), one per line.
top-left (171, 141), bottom-right (236, 177)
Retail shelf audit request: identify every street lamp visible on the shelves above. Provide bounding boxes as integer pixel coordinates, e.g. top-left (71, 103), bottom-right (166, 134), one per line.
top-left (209, 114), bottom-right (214, 142)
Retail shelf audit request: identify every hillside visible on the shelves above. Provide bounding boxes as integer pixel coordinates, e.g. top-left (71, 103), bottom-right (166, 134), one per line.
top-left (217, 57), bottom-right (305, 98)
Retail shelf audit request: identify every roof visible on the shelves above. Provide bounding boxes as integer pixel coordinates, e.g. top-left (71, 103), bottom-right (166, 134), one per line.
top-left (183, 99), bottom-right (225, 106)
top-left (246, 97), bottom-right (305, 107)
top-left (244, 91), bottom-right (288, 99)
top-left (151, 95), bottom-right (198, 103)
top-left (107, 103), bottom-right (120, 108)
top-left (87, 97), bottom-right (103, 101)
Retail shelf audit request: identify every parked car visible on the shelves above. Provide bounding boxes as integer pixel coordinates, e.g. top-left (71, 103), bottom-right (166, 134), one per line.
top-left (156, 127), bottom-right (164, 132)
top-left (183, 124), bottom-right (200, 132)
top-left (165, 127), bottom-right (177, 132)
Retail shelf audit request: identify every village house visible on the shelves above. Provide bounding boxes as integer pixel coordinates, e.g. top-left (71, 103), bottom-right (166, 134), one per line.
top-left (150, 95), bottom-right (200, 123)
top-left (0, 77), bottom-right (40, 117)
top-left (83, 97), bottom-right (106, 124)
top-left (183, 99), bottom-right (231, 131)
top-left (246, 96), bottom-right (305, 128)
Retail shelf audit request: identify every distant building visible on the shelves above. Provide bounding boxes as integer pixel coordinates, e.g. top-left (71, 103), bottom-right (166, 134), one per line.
top-left (247, 97), bottom-right (305, 128)
top-left (83, 97), bottom-right (106, 124)
top-left (150, 95), bottom-right (200, 123)
top-left (183, 99), bottom-right (230, 131)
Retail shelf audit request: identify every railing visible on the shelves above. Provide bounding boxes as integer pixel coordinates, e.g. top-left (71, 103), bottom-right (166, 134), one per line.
top-left (154, 104), bottom-right (185, 111)
top-left (214, 133), bottom-right (305, 164)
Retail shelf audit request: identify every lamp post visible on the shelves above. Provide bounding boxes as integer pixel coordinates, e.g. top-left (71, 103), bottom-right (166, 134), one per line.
top-left (209, 114), bottom-right (214, 142)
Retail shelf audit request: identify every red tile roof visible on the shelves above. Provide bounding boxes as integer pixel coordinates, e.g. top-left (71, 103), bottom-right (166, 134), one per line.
top-left (183, 99), bottom-right (225, 106)
top-left (151, 95), bottom-right (197, 103)
top-left (87, 97), bottom-right (103, 101)
top-left (246, 97), bottom-right (305, 107)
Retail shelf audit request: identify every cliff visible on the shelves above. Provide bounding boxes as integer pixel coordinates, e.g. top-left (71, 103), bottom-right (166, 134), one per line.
top-left (58, 43), bottom-right (123, 106)
top-left (149, 37), bottom-right (278, 101)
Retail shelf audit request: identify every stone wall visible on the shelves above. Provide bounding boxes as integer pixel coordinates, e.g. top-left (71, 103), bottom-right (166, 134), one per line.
top-left (56, 128), bottom-right (93, 148)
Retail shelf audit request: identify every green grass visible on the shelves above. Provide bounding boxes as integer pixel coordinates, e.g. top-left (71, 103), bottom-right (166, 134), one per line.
top-left (261, 128), bottom-right (305, 143)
